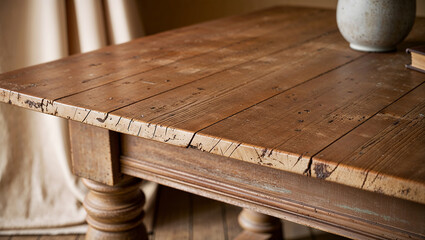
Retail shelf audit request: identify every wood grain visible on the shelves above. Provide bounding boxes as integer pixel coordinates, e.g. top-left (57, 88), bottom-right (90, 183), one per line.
top-left (0, 7), bottom-right (339, 148)
top-left (0, 6), bottom-right (424, 206)
top-left (82, 177), bottom-right (147, 239)
top-left (225, 205), bottom-right (244, 240)
top-left (153, 187), bottom-right (191, 240)
top-left (39, 235), bottom-right (79, 240)
top-left (69, 121), bottom-right (121, 185)
top-left (191, 50), bottom-right (425, 203)
top-left (313, 83), bottom-right (425, 204)
top-left (192, 195), bottom-right (226, 240)
top-left (0, 7), bottom-right (321, 100)
top-left (120, 135), bottom-right (425, 239)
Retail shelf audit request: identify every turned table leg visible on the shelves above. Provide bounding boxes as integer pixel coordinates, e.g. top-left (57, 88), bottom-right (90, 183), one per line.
top-left (83, 176), bottom-right (148, 240)
top-left (236, 209), bottom-right (283, 240)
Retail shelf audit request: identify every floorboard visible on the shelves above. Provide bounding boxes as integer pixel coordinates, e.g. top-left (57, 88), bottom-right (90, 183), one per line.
top-left (1, 185), bottom-right (348, 240)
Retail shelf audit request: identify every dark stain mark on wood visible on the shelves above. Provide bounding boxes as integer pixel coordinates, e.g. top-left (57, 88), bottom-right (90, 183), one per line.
top-left (164, 134), bottom-right (177, 143)
top-left (25, 100), bottom-right (42, 109)
top-left (96, 113), bottom-right (109, 123)
top-left (314, 163), bottom-right (332, 179)
top-left (400, 188), bottom-right (411, 195)
top-left (261, 148), bottom-right (268, 158)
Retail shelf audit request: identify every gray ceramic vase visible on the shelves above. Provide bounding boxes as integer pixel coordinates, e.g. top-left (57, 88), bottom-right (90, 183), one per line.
top-left (337, 0), bottom-right (416, 52)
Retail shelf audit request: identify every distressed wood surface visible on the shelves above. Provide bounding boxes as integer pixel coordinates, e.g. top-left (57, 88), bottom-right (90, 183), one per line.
top-left (120, 135), bottom-right (425, 239)
top-left (0, 6), bottom-right (424, 205)
top-left (69, 121), bottom-right (121, 185)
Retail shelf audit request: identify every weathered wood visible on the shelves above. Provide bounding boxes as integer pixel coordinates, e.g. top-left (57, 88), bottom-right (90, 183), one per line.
top-left (234, 231), bottom-right (274, 240)
top-left (59, 9), bottom-right (337, 113)
top-left (0, 6), bottom-right (424, 240)
top-left (82, 177), bottom-right (147, 240)
top-left (0, 9), bottom-right (423, 206)
top-left (8, 237), bottom-right (38, 240)
top-left (313, 83), bottom-right (425, 203)
top-left (112, 31), bottom-right (362, 133)
top-left (225, 205), bottom-right (244, 239)
top-left (39, 235), bottom-right (79, 240)
top-left (69, 121), bottom-right (121, 185)
top-left (0, 8), bottom-right (341, 149)
top-left (192, 195), bottom-right (226, 240)
top-left (0, 7), bottom-right (323, 100)
top-left (237, 209), bottom-right (282, 240)
top-left (190, 50), bottom-right (425, 203)
top-left (153, 187), bottom-right (191, 240)
top-left (120, 135), bottom-right (425, 239)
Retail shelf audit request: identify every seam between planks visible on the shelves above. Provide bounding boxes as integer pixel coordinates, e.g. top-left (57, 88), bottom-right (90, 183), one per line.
top-left (185, 53), bottom-right (367, 148)
top-left (306, 80), bottom-right (425, 174)
top-left (102, 29), bottom-right (339, 117)
top-left (52, 9), bottom-right (331, 104)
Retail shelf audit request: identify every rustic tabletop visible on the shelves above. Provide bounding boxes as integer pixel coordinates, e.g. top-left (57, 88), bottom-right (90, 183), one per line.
top-left (0, 7), bottom-right (424, 238)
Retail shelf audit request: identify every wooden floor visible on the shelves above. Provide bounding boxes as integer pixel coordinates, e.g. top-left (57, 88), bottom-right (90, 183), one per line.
top-left (0, 185), bottom-right (348, 240)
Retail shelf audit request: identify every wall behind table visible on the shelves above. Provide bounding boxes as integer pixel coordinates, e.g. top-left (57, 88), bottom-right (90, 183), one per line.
top-left (139, 0), bottom-right (425, 35)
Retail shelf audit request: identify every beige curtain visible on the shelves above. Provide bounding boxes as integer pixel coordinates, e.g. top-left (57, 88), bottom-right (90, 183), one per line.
top-left (0, 0), bottom-right (144, 234)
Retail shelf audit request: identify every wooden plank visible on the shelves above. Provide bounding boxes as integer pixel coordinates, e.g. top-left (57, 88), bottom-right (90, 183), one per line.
top-left (190, 50), bottom-right (425, 203)
top-left (225, 205), bottom-right (243, 240)
top-left (153, 186), bottom-right (191, 240)
top-left (68, 121), bottom-right (121, 185)
top-left (112, 31), bottom-right (362, 133)
top-left (59, 27), bottom-right (351, 150)
top-left (143, 181), bottom-right (158, 239)
top-left (312, 83), bottom-right (425, 203)
top-left (192, 195), bottom-right (225, 240)
top-left (58, 8), bottom-right (336, 112)
top-left (39, 235), bottom-right (78, 240)
top-left (234, 231), bottom-right (273, 240)
top-left (0, 8), bottom-right (337, 149)
top-left (9, 237), bottom-right (38, 240)
top-left (120, 135), bottom-right (425, 239)
top-left (0, 7), bottom-right (324, 101)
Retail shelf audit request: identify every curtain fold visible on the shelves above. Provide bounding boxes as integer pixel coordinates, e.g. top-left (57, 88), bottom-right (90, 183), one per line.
top-left (0, 0), bottom-right (145, 234)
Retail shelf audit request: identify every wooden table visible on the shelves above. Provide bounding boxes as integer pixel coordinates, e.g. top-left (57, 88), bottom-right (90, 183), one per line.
top-left (1, 6), bottom-right (424, 240)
